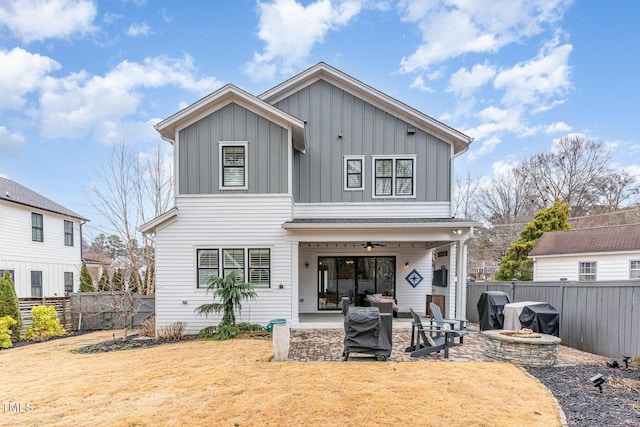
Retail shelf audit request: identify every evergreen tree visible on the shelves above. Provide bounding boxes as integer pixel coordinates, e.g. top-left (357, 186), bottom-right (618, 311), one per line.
top-left (79, 262), bottom-right (94, 292)
top-left (0, 271), bottom-right (22, 341)
top-left (112, 268), bottom-right (124, 291)
top-left (97, 269), bottom-right (111, 291)
top-left (496, 199), bottom-right (572, 281)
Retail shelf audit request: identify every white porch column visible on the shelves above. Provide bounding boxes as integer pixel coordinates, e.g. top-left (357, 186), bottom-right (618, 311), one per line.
top-left (291, 241), bottom-right (299, 324)
top-left (455, 241), bottom-right (468, 319)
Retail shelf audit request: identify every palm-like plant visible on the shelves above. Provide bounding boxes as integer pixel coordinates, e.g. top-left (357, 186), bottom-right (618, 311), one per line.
top-left (194, 270), bottom-right (257, 340)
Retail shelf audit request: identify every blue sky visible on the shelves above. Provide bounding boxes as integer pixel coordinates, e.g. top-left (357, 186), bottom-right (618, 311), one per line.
top-left (1, 0), bottom-right (639, 239)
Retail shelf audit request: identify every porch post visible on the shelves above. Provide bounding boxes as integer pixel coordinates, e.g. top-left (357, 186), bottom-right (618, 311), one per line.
top-left (291, 241), bottom-right (299, 324)
top-left (455, 241), bottom-right (468, 319)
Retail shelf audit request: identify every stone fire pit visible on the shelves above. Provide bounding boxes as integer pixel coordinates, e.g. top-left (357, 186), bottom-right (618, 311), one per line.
top-left (483, 329), bottom-right (561, 367)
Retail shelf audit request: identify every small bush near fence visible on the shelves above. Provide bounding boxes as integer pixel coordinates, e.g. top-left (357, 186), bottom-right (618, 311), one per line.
top-left (0, 316), bottom-right (17, 348)
top-left (140, 315), bottom-right (155, 337)
top-left (23, 305), bottom-right (67, 342)
top-left (157, 321), bottom-right (187, 341)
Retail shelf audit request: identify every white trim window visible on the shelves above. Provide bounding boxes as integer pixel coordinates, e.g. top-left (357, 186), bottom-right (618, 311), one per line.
top-left (579, 261), bottom-right (597, 281)
top-left (219, 142), bottom-right (248, 190)
top-left (372, 155), bottom-right (416, 198)
top-left (223, 248), bottom-right (245, 280)
top-left (197, 249), bottom-right (219, 288)
top-left (249, 249), bottom-right (271, 288)
top-left (631, 260), bottom-right (640, 279)
top-left (64, 272), bottom-right (74, 293)
top-left (64, 220), bottom-right (74, 246)
top-left (344, 155), bottom-right (365, 191)
top-left (32, 212), bottom-right (43, 242)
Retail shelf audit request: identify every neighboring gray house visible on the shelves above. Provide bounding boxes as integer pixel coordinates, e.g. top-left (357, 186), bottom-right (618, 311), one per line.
top-left (529, 223), bottom-right (640, 281)
top-left (0, 177), bottom-right (88, 297)
top-left (141, 62), bottom-right (479, 333)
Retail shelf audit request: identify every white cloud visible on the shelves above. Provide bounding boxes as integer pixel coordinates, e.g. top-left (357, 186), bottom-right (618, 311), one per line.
top-left (491, 158), bottom-right (520, 177)
top-left (398, 0), bottom-right (572, 73)
top-left (0, 126), bottom-right (26, 155)
top-left (467, 136), bottom-right (501, 160)
top-left (0, 48), bottom-right (60, 109)
top-left (38, 55), bottom-right (223, 142)
top-left (409, 75), bottom-right (434, 93)
top-left (0, 0), bottom-right (97, 42)
top-left (494, 36), bottom-right (573, 108)
top-left (126, 22), bottom-right (151, 37)
top-left (545, 122), bottom-right (571, 133)
top-left (448, 62), bottom-right (496, 97)
top-left (244, 0), bottom-right (363, 80)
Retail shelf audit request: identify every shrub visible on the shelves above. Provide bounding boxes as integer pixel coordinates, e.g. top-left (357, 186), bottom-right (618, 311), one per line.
top-left (79, 262), bottom-right (94, 292)
top-left (23, 305), bottom-right (67, 342)
top-left (140, 315), bottom-right (155, 337)
top-left (0, 271), bottom-right (21, 341)
top-left (0, 316), bottom-right (17, 349)
top-left (157, 321), bottom-right (186, 341)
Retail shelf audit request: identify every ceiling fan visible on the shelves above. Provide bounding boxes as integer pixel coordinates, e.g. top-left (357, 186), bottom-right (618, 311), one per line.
top-left (364, 242), bottom-right (385, 252)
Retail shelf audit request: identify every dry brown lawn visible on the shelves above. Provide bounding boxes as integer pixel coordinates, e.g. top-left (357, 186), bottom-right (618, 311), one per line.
top-left (0, 330), bottom-right (562, 427)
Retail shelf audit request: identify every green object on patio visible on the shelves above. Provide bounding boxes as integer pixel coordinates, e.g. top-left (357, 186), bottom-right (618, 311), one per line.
top-left (265, 318), bottom-right (286, 333)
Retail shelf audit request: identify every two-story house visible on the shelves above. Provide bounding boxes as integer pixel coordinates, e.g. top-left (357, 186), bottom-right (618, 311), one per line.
top-left (0, 177), bottom-right (88, 297)
top-left (141, 62), bottom-right (479, 334)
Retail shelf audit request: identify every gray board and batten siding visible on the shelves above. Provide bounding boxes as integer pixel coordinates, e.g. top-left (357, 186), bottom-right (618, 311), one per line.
top-left (275, 79), bottom-right (452, 203)
top-left (178, 102), bottom-right (289, 195)
top-left (466, 281), bottom-right (640, 359)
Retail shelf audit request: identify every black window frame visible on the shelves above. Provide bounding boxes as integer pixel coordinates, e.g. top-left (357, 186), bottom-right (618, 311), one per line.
top-left (222, 248), bottom-right (245, 281)
top-left (221, 144), bottom-right (247, 188)
top-left (197, 249), bottom-right (219, 289)
top-left (32, 212), bottom-right (43, 242)
top-left (64, 271), bottom-right (74, 293)
top-left (373, 157), bottom-right (415, 197)
top-left (248, 248), bottom-right (271, 288)
top-left (64, 220), bottom-right (74, 246)
top-left (31, 270), bottom-right (43, 297)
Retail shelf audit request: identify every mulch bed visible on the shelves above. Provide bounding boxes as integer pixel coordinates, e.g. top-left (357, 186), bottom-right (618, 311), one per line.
top-left (72, 333), bottom-right (195, 354)
top-left (526, 364), bottom-right (640, 426)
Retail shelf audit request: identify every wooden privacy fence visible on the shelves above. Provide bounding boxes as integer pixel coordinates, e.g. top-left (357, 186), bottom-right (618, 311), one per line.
top-left (466, 281), bottom-right (640, 359)
top-left (19, 297), bottom-right (73, 333)
top-left (68, 292), bottom-right (155, 331)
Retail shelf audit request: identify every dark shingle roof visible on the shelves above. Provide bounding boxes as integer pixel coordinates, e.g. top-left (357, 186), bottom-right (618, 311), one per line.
top-left (529, 224), bottom-right (640, 256)
top-left (0, 177), bottom-right (88, 221)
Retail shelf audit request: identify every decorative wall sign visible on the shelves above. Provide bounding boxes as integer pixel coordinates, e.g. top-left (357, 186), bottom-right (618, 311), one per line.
top-left (405, 269), bottom-right (424, 288)
top-left (437, 251), bottom-right (448, 257)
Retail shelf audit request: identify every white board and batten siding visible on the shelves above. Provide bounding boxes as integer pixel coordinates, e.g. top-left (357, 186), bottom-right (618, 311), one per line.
top-left (534, 252), bottom-right (640, 282)
top-left (0, 201), bottom-right (82, 297)
top-left (154, 194), bottom-right (295, 335)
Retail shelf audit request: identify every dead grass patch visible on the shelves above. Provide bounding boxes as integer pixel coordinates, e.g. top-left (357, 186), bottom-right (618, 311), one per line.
top-left (0, 330), bottom-right (562, 426)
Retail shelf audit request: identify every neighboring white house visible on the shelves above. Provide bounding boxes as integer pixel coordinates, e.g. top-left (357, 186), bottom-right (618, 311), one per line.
top-left (0, 177), bottom-right (88, 297)
top-left (529, 223), bottom-right (640, 282)
top-left (141, 62), bottom-right (480, 334)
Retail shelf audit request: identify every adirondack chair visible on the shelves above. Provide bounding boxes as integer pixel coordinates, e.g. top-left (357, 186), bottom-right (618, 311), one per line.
top-left (405, 308), bottom-right (453, 359)
top-left (428, 302), bottom-right (469, 344)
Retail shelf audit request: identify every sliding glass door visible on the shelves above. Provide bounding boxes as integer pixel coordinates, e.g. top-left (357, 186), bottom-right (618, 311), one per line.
top-left (318, 256), bottom-right (396, 310)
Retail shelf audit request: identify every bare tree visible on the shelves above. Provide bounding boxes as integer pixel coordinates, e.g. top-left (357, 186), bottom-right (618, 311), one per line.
top-left (453, 171), bottom-right (481, 219)
top-left (86, 142), bottom-right (173, 294)
top-left (477, 163), bottom-right (535, 225)
top-left (522, 136), bottom-right (613, 216)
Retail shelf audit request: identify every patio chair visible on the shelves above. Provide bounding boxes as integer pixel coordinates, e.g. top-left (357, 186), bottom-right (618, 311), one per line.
top-left (404, 308), bottom-right (453, 359)
top-left (428, 302), bottom-right (470, 344)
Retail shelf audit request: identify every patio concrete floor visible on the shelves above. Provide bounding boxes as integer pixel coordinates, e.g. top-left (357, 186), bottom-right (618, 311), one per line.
top-left (287, 315), bottom-right (600, 364)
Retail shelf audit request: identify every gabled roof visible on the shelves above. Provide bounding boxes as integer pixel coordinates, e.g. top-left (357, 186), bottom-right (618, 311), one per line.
top-left (0, 177), bottom-right (87, 221)
top-left (155, 84), bottom-right (307, 152)
top-left (529, 224), bottom-right (640, 257)
top-left (259, 62), bottom-right (473, 156)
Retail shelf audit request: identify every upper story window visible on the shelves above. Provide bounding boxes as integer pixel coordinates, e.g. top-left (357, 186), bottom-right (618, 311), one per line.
top-left (631, 260), bottom-right (640, 279)
top-left (64, 220), bottom-right (74, 246)
top-left (197, 249), bottom-right (219, 289)
top-left (344, 156), bottom-right (365, 191)
top-left (219, 142), bottom-right (248, 190)
top-left (579, 261), bottom-right (597, 281)
top-left (32, 213), bottom-right (43, 242)
top-left (372, 155), bottom-right (416, 198)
